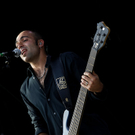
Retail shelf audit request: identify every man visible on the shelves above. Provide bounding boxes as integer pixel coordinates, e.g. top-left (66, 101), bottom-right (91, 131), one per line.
top-left (16, 30), bottom-right (110, 135)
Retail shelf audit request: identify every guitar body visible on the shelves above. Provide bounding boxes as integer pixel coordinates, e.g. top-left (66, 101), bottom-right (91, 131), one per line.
top-left (63, 110), bottom-right (69, 135)
top-left (62, 21), bottom-right (110, 135)
top-left (63, 110), bottom-right (79, 135)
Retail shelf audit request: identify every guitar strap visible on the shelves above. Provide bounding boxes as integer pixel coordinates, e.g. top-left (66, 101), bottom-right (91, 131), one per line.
top-left (50, 54), bottom-right (72, 110)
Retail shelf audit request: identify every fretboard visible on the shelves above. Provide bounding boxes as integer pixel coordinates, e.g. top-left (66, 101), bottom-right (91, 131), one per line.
top-left (68, 47), bottom-right (97, 135)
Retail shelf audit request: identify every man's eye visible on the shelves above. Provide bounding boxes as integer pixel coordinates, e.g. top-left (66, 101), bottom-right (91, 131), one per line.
top-left (23, 39), bottom-right (28, 42)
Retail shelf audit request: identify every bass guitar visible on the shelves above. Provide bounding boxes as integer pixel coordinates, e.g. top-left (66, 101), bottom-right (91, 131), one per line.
top-left (63, 21), bottom-right (110, 135)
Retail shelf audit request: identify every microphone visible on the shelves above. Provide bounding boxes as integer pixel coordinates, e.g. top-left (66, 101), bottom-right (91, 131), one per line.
top-left (0, 48), bottom-right (21, 58)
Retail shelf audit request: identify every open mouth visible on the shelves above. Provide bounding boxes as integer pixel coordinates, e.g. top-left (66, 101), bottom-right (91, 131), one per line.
top-left (21, 49), bottom-right (27, 56)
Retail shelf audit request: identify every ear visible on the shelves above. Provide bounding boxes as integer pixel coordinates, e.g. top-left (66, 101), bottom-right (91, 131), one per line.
top-left (38, 39), bottom-right (44, 48)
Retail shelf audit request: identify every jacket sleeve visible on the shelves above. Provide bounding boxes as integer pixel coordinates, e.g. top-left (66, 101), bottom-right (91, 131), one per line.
top-left (89, 86), bottom-right (108, 101)
top-left (21, 92), bottom-right (49, 135)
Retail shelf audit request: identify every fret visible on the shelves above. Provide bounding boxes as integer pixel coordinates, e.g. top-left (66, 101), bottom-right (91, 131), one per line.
top-left (72, 117), bottom-right (79, 125)
top-left (90, 55), bottom-right (95, 59)
top-left (86, 68), bottom-right (92, 73)
top-left (78, 98), bottom-right (84, 104)
top-left (74, 109), bottom-right (81, 116)
top-left (77, 103), bottom-right (84, 109)
top-left (71, 113), bottom-right (80, 124)
top-left (75, 106), bottom-right (82, 113)
top-left (73, 112), bottom-right (80, 119)
top-left (69, 126), bottom-right (75, 133)
top-left (72, 116), bottom-right (79, 123)
top-left (77, 94), bottom-right (85, 102)
top-left (72, 120), bottom-right (78, 127)
top-left (74, 120), bottom-right (79, 127)
top-left (79, 89), bottom-right (86, 96)
top-left (79, 92), bottom-right (85, 97)
top-left (69, 123), bottom-right (77, 132)
top-left (70, 123), bottom-right (78, 132)
top-left (76, 101), bottom-right (83, 108)
top-left (80, 87), bottom-right (87, 94)
top-left (88, 62), bottom-right (94, 67)
top-left (75, 110), bottom-right (82, 118)
top-left (78, 95), bottom-right (85, 101)
top-left (79, 96), bottom-right (85, 103)
top-left (79, 90), bottom-right (87, 102)
top-left (76, 106), bottom-right (82, 112)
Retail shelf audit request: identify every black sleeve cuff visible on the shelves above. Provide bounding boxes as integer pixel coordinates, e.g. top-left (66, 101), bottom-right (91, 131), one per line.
top-left (89, 86), bottom-right (108, 101)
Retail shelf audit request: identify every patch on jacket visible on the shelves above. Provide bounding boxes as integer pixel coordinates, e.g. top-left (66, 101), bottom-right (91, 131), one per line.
top-left (56, 76), bottom-right (67, 90)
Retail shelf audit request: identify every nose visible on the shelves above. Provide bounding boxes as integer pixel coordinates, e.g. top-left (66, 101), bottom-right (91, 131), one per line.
top-left (16, 42), bottom-right (24, 50)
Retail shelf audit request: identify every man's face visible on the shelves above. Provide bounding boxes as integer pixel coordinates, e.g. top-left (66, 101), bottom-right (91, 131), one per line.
top-left (16, 31), bottom-right (40, 63)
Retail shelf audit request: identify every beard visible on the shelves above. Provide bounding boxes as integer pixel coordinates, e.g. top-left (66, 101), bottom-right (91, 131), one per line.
top-left (20, 48), bottom-right (40, 64)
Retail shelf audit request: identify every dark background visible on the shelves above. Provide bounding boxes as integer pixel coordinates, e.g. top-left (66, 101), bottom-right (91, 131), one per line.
top-left (0, 1), bottom-right (134, 135)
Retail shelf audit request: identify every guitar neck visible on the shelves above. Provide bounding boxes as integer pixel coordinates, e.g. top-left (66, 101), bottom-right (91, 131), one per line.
top-left (68, 47), bottom-right (97, 135)
top-left (86, 47), bottom-right (97, 73)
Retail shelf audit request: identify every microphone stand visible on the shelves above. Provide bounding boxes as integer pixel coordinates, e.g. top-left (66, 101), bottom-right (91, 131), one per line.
top-left (1, 54), bottom-right (11, 69)
top-left (0, 55), bottom-right (24, 135)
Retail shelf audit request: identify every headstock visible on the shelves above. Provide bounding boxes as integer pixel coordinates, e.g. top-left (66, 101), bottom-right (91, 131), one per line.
top-left (93, 21), bottom-right (110, 51)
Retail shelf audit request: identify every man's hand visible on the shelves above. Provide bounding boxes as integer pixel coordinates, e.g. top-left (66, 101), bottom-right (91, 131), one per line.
top-left (81, 71), bottom-right (103, 94)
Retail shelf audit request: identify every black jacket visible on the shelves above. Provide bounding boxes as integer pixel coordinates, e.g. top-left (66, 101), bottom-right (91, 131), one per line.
top-left (20, 52), bottom-right (110, 135)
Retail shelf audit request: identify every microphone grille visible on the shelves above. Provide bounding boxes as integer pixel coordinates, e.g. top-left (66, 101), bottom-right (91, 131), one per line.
top-left (13, 48), bottom-right (21, 58)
